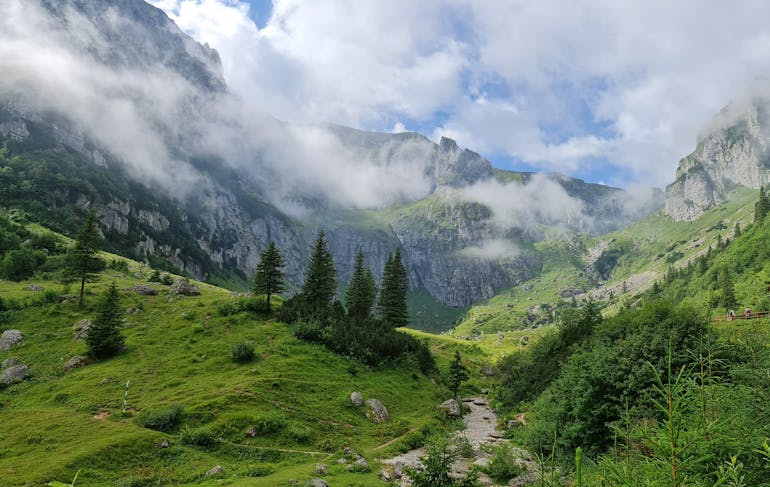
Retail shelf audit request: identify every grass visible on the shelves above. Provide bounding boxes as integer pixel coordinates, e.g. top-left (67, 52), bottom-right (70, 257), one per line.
top-left (0, 256), bottom-right (494, 486)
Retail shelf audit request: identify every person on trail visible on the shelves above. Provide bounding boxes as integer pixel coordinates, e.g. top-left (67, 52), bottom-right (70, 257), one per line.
top-left (729, 309), bottom-right (735, 321)
top-left (745, 307), bottom-right (751, 319)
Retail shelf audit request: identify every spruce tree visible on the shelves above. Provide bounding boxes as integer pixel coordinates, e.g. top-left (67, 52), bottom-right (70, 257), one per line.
top-left (448, 350), bottom-right (470, 400)
top-left (378, 248), bottom-right (409, 327)
top-left (755, 185), bottom-right (769, 223)
top-left (300, 230), bottom-right (337, 311)
top-left (253, 241), bottom-right (285, 309)
top-left (345, 250), bottom-right (377, 320)
top-left (67, 209), bottom-right (105, 306)
top-left (87, 282), bottom-right (124, 359)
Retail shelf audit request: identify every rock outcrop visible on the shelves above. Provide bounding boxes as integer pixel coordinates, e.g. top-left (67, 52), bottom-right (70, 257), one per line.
top-left (0, 330), bottom-right (23, 350)
top-left (665, 100), bottom-right (770, 221)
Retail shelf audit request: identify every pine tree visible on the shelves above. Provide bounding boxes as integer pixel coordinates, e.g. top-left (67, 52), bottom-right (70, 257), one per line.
top-left (448, 350), bottom-right (470, 400)
top-left (345, 250), bottom-right (377, 320)
top-left (300, 230), bottom-right (337, 311)
top-left (253, 241), bottom-right (285, 309)
top-left (755, 185), bottom-right (769, 223)
top-left (734, 222), bottom-right (742, 237)
top-left (378, 248), bottom-right (409, 327)
top-left (86, 282), bottom-right (124, 359)
top-left (67, 209), bottom-right (105, 306)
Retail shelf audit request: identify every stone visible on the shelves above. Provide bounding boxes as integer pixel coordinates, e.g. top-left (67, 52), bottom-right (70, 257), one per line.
top-left (481, 388), bottom-right (489, 395)
top-left (347, 457), bottom-right (369, 471)
top-left (343, 447), bottom-right (360, 459)
top-left (439, 399), bottom-right (462, 418)
top-left (350, 391), bottom-right (364, 407)
top-left (169, 278), bottom-right (200, 296)
top-left (63, 355), bottom-right (88, 371)
top-left (159, 438), bottom-right (170, 448)
top-left (244, 428), bottom-right (257, 438)
top-left (473, 398), bottom-right (487, 406)
top-left (365, 398), bottom-right (389, 423)
top-left (73, 320), bottom-right (90, 340)
top-left (314, 464), bottom-right (327, 475)
top-left (306, 479), bottom-right (328, 487)
top-left (0, 364), bottom-right (30, 384)
top-left (24, 284), bottom-right (43, 291)
top-left (337, 457), bottom-right (348, 465)
top-left (507, 419), bottom-right (522, 429)
top-left (205, 465), bottom-right (223, 476)
top-left (489, 431), bottom-right (504, 439)
top-left (131, 284), bottom-right (158, 295)
top-left (0, 330), bottom-right (23, 350)
top-left (520, 336), bottom-right (529, 345)
top-left (2, 357), bottom-right (19, 369)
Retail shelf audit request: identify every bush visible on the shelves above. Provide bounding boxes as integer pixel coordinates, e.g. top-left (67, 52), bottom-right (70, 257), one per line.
top-left (252, 414), bottom-right (287, 435)
top-left (485, 443), bottom-right (524, 483)
top-left (0, 247), bottom-right (46, 281)
top-left (135, 404), bottom-right (182, 432)
top-left (160, 273), bottom-right (174, 285)
top-left (231, 342), bottom-right (256, 363)
top-left (179, 425), bottom-right (217, 448)
top-left (107, 259), bottom-right (130, 273)
top-left (148, 269), bottom-right (161, 282)
top-left (217, 296), bottom-right (270, 316)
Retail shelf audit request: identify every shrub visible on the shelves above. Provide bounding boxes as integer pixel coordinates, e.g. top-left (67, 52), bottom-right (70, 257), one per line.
top-left (246, 465), bottom-right (276, 477)
top-left (148, 269), bottom-right (161, 282)
top-left (217, 296), bottom-right (270, 316)
top-left (160, 273), bottom-right (174, 285)
top-left (0, 247), bottom-right (46, 281)
top-left (135, 404), bottom-right (182, 432)
top-left (231, 342), bottom-right (256, 363)
top-left (179, 425), bottom-right (217, 448)
top-left (252, 414), bottom-right (287, 435)
top-left (485, 443), bottom-right (524, 483)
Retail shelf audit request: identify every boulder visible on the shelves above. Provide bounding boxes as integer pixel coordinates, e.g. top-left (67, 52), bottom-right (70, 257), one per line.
top-left (159, 438), bottom-right (170, 448)
top-left (0, 329), bottom-right (23, 350)
top-left (439, 399), bottom-right (462, 418)
top-left (350, 391), bottom-right (364, 407)
top-left (343, 447), bottom-right (361, 459)
top-left (63, 355), bottom-right (88, 371)
top-left (0, 364), bottom-right (30, 384)
top-left (24, 284), bottom-right (43, 291)
top-left (472, 398), bottom-right (487, 406)
top-left (365, 398), bottom-right (389, 423)
top-left (306, 479), bottom-right (328, 487)
top-left (2, 357), bottom-right (19, 369)
top-left (346, 457), bottom-right (369, 471)
top-left (170, 279), bottom-right (200, 296)
top-left (131, 284), bottom-right (158, 295)
top-left (314, 464), bottom-right (327, 475)
top-left (205, 465), bottom-right (223, 476)
top-left (244, 428), bottom-right (257, 438)
top-left (73, 320), bottom-right (90, 340)
top-left (481, 388), bottom-right (489, 395)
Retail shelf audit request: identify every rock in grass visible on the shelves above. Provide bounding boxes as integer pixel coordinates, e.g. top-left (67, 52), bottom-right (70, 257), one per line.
top-left (365, 398), bottom-right (389, 423)
top-left (170, 279), bottom-right (200, 296)
top-left (314, 464), bottom-right (327, 475)
top-left (0, 364), bottom-right (30, 384)
top-left (2, 357), bottom-right (19, 369)
top-left (73, 320), bottom-right (90, 341)
top-left (24, 284), bottom-right (43, 291)
top-left (306, 478), bottom-right (328, 487)
top-left (439, 399), bottom-right (462, 418)
top-left (205, 465), bottom-right (223, 476)
top-left (131, 284), bottom-right (158, 295)
top-left (350, 391), bottom-right (364, 407)
top-left (63, 355), bottom-right (88, 371)
top-left (0, 330), bottom-right (23, 350)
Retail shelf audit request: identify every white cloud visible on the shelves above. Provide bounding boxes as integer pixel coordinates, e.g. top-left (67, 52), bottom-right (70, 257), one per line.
top-left (152, 0), bottom-right (770, 188)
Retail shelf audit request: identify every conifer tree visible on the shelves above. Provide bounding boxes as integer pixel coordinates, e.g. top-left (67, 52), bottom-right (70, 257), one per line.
top-left (448, 350), bottom-right (470, 400)
top-left (86, 282), bottom-right (124, 359)
top-left (345, 250), bottom-right (377, 320)
top-left (300, 230), bottom-right (337, 311)
top-left (378, 248), bottom-right (408, 327)
top-left (67, 209), bottom-right (105, 306)
top-left (734, 222), bottom-right (742, 237)
top-left (253, 241), bottom-right (285, 309)
top-left (755, 185), bottom-right (769, 223)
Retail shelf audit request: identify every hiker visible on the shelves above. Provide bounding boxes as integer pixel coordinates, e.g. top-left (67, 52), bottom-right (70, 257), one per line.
top-left (728, 309), bottom-right (735, 321)
top-left (745, 307), bottom-right (751, 319)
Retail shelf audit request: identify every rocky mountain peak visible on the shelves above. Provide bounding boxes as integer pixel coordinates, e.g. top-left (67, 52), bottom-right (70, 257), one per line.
top-left (664, 99), bottom-right (770, 221)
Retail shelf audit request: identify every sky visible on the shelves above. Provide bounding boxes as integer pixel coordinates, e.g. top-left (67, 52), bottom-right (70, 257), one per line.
top-left (147, 1), bottom-right (770, 189)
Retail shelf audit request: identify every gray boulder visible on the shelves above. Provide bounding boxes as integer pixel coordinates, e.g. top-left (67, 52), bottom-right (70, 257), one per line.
top-left (170, 279), bottom-right (200, 296)
top-left (131, 284), bottom-right (158, 295)
top-left (73, 320), bottom-right (90, 340)
top-left (2, 357), bottom-right (19, 369)
top-left (63, 355), bottom-right (88, 371)
top-left (314, 464), bottom-right (327, 475)
top-left (306, 479), bottom-right (328, 487)
top-left (205, 465), bottom-right (223, 476)
top-left (350, 391), bottom-right (364, 407)
top-left (0, 364), bottom-right (30, 384)
top-left (0, 330), bottom-right (23, 350)
top-left (365, 398), bottom-right (389, 423)
top-left (24, 284), bottom-right (43, 291)
top-left (439, 399), bottom-right (462, 418)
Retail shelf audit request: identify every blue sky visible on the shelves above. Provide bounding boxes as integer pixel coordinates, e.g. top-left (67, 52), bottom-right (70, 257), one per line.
top-left (152, 0), bottom-right (770, 190)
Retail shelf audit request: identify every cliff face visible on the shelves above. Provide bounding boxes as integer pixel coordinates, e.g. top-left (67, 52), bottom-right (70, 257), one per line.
top-left (665, 101), bottom-right (770, 221)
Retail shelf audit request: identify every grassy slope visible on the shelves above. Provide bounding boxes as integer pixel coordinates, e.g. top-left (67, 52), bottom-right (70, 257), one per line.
top-left (0, 256), bottom-right (493, 486)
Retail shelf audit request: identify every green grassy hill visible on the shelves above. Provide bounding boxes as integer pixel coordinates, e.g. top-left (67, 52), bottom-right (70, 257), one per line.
top-left (0, 249), bottom-right (492, 486)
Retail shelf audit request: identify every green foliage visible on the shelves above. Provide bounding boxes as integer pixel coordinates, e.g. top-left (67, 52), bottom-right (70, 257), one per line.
top-left (0, 247), bottom-right (46, 281)
top-left (134, 404), bottom-right (182, 433)
top-left (379, 248), bottom-right (408, 327)
top-left (447, 350), bottom-right (469, 399)
top-left (299, 230), bottom-right (337, 313)
top-left (86, 282), bottom-right (124, 359)
top-left (405, 435), bottom-right (480, 486)
top-left (106, 259), bottom-right (129, 274)
top-left (148, 269), bottom-right (161, 282)
top-left (484, 443), bottom-right (524, 483)
top-left (345, 250), bottom-right (377, 320)
top-left (179, 425), bottom-right (217, 448)
top-left (66, 209), bottom-right (105, 306)
top-left (252, 241), bottom-right (285, 308)
top-left (45, 469), bottom-right (80, 487)
top-left (754, 185), bottom-right (769, 223)
top-left (231, 341), bottom-right (256, 363)
top-left (217, 296), bottom-right (270, 316)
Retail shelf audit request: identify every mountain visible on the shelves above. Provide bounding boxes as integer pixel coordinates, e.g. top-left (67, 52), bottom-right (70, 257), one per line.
top-left (0, 0), bottom-right (661, 325)
top-left (665, 99), bottom-right (770, 221)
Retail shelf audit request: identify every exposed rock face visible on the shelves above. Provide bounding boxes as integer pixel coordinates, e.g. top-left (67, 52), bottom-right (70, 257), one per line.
top-left (0, 364), bottom-right (30, 384)
top-left (0, 330), bottom-right (23, 350)
top-left (73, 320), bottom-right (90, 341)
top-left (665, 101), bottom-right (770, 221)
top-left (169, 279), bottom-right (200, 296)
